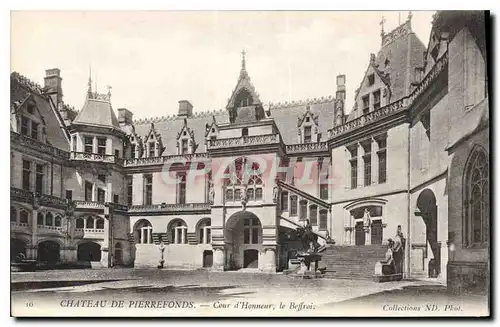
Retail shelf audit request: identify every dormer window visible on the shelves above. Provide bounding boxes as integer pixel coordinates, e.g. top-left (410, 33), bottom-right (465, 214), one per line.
top-left (235, 89), bottom-right (253, 108)
top-left (305, 117), bottom-right (310, 123)
top-left (21, 116), bottom-right (29, 136)
top-left (373, 90), bottom-right (381, 110)
top-left (362, 95), bottom-right (370, 114)
top-left (181, 139), bottom-right (188, 154)
top-left (367, 74), bottom-right (375, 86)
top-left (148, 142), bottom-right (155, 157)
top-left (304, 126), bottom-right (312, 143)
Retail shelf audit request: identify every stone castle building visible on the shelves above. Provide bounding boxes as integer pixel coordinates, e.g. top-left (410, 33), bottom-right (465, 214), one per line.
top-left (10, 11), bottom-right (489, 293)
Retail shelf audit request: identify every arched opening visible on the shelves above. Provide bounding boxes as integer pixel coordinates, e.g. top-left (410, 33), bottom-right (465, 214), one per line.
top-left (350, 205), bottom-right (383, 245)
top-left (416, 189), bottom-right (439, 278)
top-left (19, 210), bottom-right (29, 225)
top-left (45, 212), bottom-right (53, 226)
top-left (76, 217), bottom-right (84, 229)
top-left (77, 242), bottom-right (102, 262)
top-left (11, 238), bottom-right (26, 262)
top-left (86, 217), bottom-right (95, 229)
top-left (114, 242), bottom-right (123, 266)
top-left (225, 211), bottom-right (262, 270)
top-left (96, 218), bottom-right (105, 230)
top-left (134, 219), bottom-right (153, 244)
top-left (168, 219), bottom-right (187, 244)
top-left (197, 218), bottom-right (211, 244)
top-left (38, 240), bottom-right (60, 264)
top-left (54, 215), bottom-right (62, 227)
top-left (203, 250), bottom-right (213, 268)
top-left (10, 207), bottom-right (17, 222)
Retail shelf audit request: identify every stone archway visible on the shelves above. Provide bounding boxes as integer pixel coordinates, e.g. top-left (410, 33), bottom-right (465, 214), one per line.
top-left (224, 211), bottom-right (262, 270)
top-left (38, 240), bottom-right (61, 264)
top-left (415, 189), bottom-right (439, 278)
top-left (77, 242), bottom-right (102, 262)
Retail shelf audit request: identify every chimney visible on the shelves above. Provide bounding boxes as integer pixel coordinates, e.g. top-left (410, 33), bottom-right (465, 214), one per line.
top-left (118, 108), bottom-right (134, 126)
top-left (336, 74), bottom-right (346, 100)
top-left (178, 100), bottom-right (193, 118)
top-left (44, 68), bottom-right (63, 107)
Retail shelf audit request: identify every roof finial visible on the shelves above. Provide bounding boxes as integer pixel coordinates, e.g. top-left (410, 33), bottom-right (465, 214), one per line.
top-left (408, 11), bottom-right (413, 22)
top-left (380, 15), bottom-right (386, 36)
top-left (106, 85), bottom-right (112, 101)
top-left (241, 49), bottom-right (246, 72)
top-left (87, 65), bottom-right (93, 97)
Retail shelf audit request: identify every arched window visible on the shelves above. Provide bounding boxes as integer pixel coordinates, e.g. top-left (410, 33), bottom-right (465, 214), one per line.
top-left (96, 218), bottom-right (104, 230)
top-left (224, 158), bottom-right (263, 203)
top-left (54, 215), bottom-right (62, 227)
top-left (464, 147), bottom-right (489, 246)
top-left (86, 217), bottom-right (94, 229)
top-left (10, 207), bottom-right (17, 222)
top-left (37, 212), bottom-right (44, 226)
top-left (45, 212), bottom-right (53, 226)
top-left (169, 219), bottom-right (187, 244)
top-left (197, 218), bottom-right (211, 244)
top-left (134, 219), bottom-right (153, 244)
top-left (319, 210), bottom-right (328, 231)
top-left (76, 217), bottom-right (84, 229)
top-left (19, 210), bottom-right (29, 224)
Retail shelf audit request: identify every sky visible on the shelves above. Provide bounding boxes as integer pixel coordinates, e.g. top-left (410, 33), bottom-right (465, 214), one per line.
top-left (11, 11), bottom-right (435, 119)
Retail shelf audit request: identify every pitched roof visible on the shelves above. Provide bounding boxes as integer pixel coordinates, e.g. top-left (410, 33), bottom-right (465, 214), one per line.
top-left (130, 96), bottom-right (336, 155)
top-left (73, 96), bottom-right (121, 129)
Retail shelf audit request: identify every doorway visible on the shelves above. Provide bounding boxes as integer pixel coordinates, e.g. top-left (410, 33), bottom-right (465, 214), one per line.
top-left (77, 242), bottom-right (102, 262)
top-left (355, 221), bottom-right (365, 245)
top-left (203, 250), bottom-right (213, 268)
top-left (38, 240), bottom-right (60, 264)
top-left (243, 249), bottom-right (259, 268)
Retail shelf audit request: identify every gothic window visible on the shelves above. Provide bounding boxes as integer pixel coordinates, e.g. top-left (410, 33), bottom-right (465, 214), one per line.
top-left (45, 212), bottom-right (53, 226)
top-left (86, 217), bottom-right (94, 229)
top-left (96, 218), bottom-right (104, 229)
top-left (127, 176), bottom-right (133, 206)
top-left (176, 173), bottom-right (186, 204)
top-left (464, 147), bottom-right (489, 246)
top-left (377, 136), bottom-right (387, 184)
top-left (181, 139), bottom-right (188, 154)
top-left (348, 146), bottom-right (358, 189)
top-left (145, 124), bottom-right (163, 158)
top-left (362, 141), bottom-right (372, 186)
top-left (54, 215), bottom-right (62, 227)
top-left (84, 181), bottom-right (93, 201)
top-left (37, 212), bottom-right (44, 226)
top-left (223, 158), bottom-right (263, 203)
top-left (76, 217), bottom-right (84, 229)
top-left (304, 126), bottom-right (312, 143)
top-left (243, 218), bottom-right (261, 244)
top-left (148, 142), bottom-right (155, 157)
top-left (19, 210), bottom-right (29, 224)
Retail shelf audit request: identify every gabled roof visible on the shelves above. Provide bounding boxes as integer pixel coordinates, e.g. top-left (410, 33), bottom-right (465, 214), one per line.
top-left (226, 53), bottom-right (262, 109)
top-left (297, 105), bottom-right (319, 127)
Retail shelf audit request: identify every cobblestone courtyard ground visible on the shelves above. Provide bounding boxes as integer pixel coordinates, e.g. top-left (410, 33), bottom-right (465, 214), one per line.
top-left (11, 269), bottom-right (489, 317)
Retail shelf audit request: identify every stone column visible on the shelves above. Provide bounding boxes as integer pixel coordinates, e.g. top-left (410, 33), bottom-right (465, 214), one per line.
top-left (203, 228), bottom-right (208, 244)
top-left (148, 227), bottom-right (152, 244)
top-left (140, 228), bottom-right (145, 244)
top-left (174, 228), bottom-right (179, 244)
top-left (181, 228), bottom-right (186, 244)
top-left (101, 217), bottom-right (110, 267)
top-left (93, 136), bottom-right (97, 153)
top-left (357, 143), bottom-right (363, 188)
top-left (213, 247), bottom-right (225, 271)
top-left (262, 247), bottom-right (277, 273)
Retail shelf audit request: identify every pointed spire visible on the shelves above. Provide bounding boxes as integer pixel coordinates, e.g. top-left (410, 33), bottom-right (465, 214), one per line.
top-left (380, 15), bottom-right (386, 36)
top-left (87, 65), bottom-right (93, 97)
top-left (241, 49), bottom-right (246, 72)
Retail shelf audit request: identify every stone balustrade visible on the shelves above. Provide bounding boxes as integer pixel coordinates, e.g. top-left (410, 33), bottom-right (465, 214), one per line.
top-left (286, 142), bottom-right (328, 154)
top-left (74, 200), bottom-right (106, 209)
top-left (207, 134), bottom-right (280, 149)
top-left (38, 194), bottom-right (67, 208)
top-left (70, 152), bottom-right (118, 164)
top-left (129, 202), bottom-right (211, 213)
top-left (11, 132), bottom-right (70, 160)
top-left (123, 152), bottom-right (209, 167)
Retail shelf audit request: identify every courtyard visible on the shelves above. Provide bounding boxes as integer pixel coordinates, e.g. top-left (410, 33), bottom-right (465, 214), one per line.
top-left (11, 268), bottom-right (489, 317)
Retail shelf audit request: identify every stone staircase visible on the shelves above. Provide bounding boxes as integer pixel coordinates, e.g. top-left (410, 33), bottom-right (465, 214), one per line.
top-left (321, 245), bottom-right (388, 279)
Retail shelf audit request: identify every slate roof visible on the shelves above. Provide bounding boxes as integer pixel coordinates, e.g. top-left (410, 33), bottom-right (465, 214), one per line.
top-left (73, 97), bottom-right (121, 129)
top-left (131, 96), bottom-right (336, 156)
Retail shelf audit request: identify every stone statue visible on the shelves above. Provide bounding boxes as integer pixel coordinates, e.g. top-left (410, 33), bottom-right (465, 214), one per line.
top-left (272, 185), bottom-right (279, 204)
top-left (363, 208), bottom-right (371, 229)
top-left (297, 219), bottom-right (320, 253)
top-left (208, 180), bottom-right (215, 205)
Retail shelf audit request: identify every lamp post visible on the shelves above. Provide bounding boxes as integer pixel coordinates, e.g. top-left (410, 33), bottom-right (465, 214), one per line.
top-left (158, 241), bottom-right (165, 269)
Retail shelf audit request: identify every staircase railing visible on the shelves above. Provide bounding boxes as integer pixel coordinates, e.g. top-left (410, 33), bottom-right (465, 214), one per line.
top-left (277, 179), bottom-right (329, 209)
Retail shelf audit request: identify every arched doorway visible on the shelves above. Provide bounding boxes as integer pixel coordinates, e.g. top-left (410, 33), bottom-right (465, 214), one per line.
top-left (203, 250), bottom-right (213, 268)
top-left (11, 238), bottom-right (26, 262)
top-left (416, 189), bottom-right (439, 278)
top-left (38, 240), bottom-right (60, 264)
top-left (225, 211), bottom-right (262, 270)
top-left (114, 242), bottom-right (123, 266)
top-left (77, 242), bottom-right (102, 262)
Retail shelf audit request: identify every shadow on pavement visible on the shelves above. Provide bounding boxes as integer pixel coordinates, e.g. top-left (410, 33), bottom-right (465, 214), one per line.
top-left (11, 279), bottom-right (129, 291)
